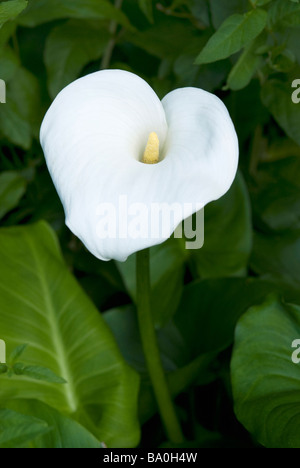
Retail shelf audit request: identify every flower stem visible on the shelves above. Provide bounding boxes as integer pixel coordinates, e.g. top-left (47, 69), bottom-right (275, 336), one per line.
top-left (136, 249), bottom-right (184, 444)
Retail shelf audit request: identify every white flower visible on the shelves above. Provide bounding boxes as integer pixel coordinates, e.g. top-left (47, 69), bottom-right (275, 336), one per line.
top-left (40, 70), bottom-right (238, 262)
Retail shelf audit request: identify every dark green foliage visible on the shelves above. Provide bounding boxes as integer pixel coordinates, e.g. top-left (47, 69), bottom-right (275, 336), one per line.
top-left (0, 0), bottom-right (299, 449)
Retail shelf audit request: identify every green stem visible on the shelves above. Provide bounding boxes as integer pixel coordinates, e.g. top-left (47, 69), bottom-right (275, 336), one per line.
top-left (136, 249), bottom-right (184, 444)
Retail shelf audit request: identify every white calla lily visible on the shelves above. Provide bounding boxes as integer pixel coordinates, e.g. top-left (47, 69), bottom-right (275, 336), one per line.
top-left (40, 70), bottom-right (238, 262)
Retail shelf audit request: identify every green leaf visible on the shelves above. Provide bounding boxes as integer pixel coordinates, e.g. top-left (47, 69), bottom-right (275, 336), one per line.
top-left (226, 36), bottom-right (264, 90)
top-left (231, 295), bottom-right (300, 448)
top-left (45, 20), bottom-right (110, 98)
top-left (138, 0), bottom-right (153, 22)
top-left (0, 407), bottom-right (50, 448)
top-left (117, 237), bottom-right (187, 326)
top-left (195, 9), bottom-right (268, 65)
top-left (12, 363), bottom-right (66, 384)
top-left (9, 344), bottom-right (28, 364)
top-left (0, 0), bottom-right (27, 27)
top-left (5, 400), bottom-right (102, 448)
top-left (0, 21), bottom-right (17, 50)
top-left (0, 171), bottom-right (26, 220)
top-left (0, 46), bottom-right (19, 81)
top-left (174, 277), bottom-right (286, 356)
top-left (18, 0), bottom-right (131, 28)
top-left (105, 277), bottom-right (285, 424)
top-left (249, 156), bottom-right (300, 232)
top-left (0, 221), bottom-right (140, 448)
top-left (269, 0), bottom-right (300, 27)
top-left (261, 80), bottom-right (300, 147)
top-left (190, 172), bottom-right (252, 278)
top-left (251, 231), bottom-right (300, 290)
top-left (0, 64), bottom-right (41, 148)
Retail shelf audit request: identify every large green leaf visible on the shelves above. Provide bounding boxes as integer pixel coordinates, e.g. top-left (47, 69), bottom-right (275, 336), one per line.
top-left (174, 277), bottom-right (287, 356)
top-left (45, 20), bottom-right (110, 98)
top-left (0, 407), bottom-right (50, 448)
top-left (5, 400), bottom-right (102, 448)
top-left (189, 172), bottom-right (252, 278)
top-left (261, 80), bottom-right (300, 146)
top-left (195, 9), bottom-right (268, 65)
top-left (18, 0), bottom-right (131, 28)
top-left (0, 171), bottom-right (27, 220)
top-left (0, 221), bottom-right (140, 448)
top-left (0, 0), bottom-right (27, 27)
top-left (231, 295), bottom-right (300, 448)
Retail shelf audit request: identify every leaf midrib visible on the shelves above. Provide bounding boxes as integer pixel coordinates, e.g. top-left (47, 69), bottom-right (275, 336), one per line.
top-left (24, 231), bottom-right (78, 413)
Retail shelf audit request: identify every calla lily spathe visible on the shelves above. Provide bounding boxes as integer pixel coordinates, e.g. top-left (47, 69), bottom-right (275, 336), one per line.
top-left (40, 70), bottom-right (238, 262)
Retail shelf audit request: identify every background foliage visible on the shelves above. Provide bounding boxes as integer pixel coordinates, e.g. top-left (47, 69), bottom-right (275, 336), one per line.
top-left (0, 0), bottom-right (300, 448)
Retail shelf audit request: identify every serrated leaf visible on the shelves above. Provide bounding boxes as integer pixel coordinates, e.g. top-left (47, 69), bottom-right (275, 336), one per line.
top-left (195, 9), bottom-right (268, 65)
top-left (9, 344), bottom-right (28, 364)
top-left (12, 363), bottom-right (66, 384)
top-left (231, 295), bottom-right (300, 448)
